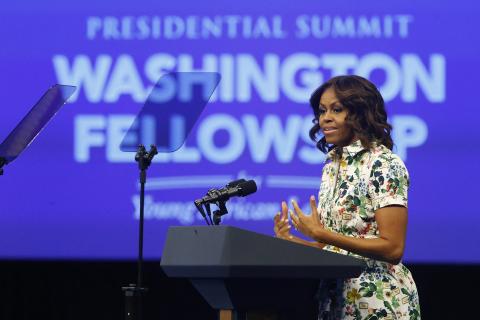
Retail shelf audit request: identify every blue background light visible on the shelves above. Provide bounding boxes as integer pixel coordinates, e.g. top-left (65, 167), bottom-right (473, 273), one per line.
top-left (0, 0), bottom-right (479, 262)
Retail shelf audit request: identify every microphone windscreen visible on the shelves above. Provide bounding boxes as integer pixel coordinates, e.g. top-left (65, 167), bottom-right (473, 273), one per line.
top-left (226, 178), bottom-right (247, 188)
top-left (238, 180), bottom-right (257, 196)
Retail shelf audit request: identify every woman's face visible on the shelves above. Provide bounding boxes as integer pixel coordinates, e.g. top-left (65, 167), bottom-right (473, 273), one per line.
top-left (318, 87), bottom-right (355, 147)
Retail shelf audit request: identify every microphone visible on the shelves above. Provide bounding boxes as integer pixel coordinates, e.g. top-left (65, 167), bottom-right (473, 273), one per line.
top-left (225, 178), bottom-right (246, 188)
top-left (194, 179), bottom-right (257, 225)
top-left (198, 179), bottom-right (257, 205)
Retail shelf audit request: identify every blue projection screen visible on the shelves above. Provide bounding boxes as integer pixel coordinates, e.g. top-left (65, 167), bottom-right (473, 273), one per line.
top-left (0, 0), bottom-right (479, 262)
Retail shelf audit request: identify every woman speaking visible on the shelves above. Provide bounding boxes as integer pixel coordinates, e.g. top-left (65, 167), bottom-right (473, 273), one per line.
top-left (274, 75), bottom-right (421, 319)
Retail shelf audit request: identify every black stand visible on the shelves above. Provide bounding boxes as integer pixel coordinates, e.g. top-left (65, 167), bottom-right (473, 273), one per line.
top-left (0, 157), bottom-right (5, 176)
top-left (212, 200), bottom-right (228, 225)
top-left (122, 144), bottom-right (158, 320)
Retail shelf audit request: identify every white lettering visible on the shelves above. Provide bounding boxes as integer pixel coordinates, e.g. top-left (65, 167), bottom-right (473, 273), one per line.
top-left (53, 55), bottom-right (111, 102)
top-left (55, 53), bottom-right (446, 104)
top-left (197, 114), bottom-right (245, 163)
top-left (392, 115), bottom-right (428, 161)
top-left (106, 115), bottom-right (136, 162)
top-left (103, 55), bottom-right (146, 103)
top-left (355, 53), bottom-right (402, 102)
top-left (243, 115), bottom-right (302, 163)
top-left (402, 54), bottom-right (446, 102)
top-left (86, 16), bottom-right (102, 39)
top-left (74, 115), bottom-right (106, 162)
top-left (281, 53), bottom-right (322, 103)
top-left (237, 54), bottom-right (279, 102)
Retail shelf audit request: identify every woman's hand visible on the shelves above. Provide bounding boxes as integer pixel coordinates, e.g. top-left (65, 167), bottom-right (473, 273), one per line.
top-left (290, 195), bottom-right (325, 241)
top-left (273, 201), bottom-right (292, 240)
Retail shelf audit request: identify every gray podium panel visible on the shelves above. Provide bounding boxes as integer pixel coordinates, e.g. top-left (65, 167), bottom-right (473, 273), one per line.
top-left (160, 226), bottom-right (366, 317)
top-left (161, 225), bottom-right (365, 279)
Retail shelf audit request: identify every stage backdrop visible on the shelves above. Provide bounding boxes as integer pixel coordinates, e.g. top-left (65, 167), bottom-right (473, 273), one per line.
top-left (0, 0), bottom-right (479, 262)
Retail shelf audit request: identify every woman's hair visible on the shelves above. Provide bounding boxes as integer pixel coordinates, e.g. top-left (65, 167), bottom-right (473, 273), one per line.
top-left (309, 75), bottom-right (393, 153)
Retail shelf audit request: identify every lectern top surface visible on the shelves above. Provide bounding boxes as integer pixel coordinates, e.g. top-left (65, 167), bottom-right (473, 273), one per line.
top-left (161, 226), bottom-right (366, 279)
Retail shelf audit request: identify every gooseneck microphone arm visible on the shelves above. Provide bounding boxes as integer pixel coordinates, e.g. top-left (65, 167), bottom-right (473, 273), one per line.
top-left (205, 202), bottom-right (213, 225)
top-left (194, 199), bottom-right (211, 225)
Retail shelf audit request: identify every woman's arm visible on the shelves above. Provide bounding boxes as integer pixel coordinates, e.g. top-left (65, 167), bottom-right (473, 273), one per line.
top-left (290, 198), bottom-right (407, 265)
top-left (317, 205), bottom-right (407, 264)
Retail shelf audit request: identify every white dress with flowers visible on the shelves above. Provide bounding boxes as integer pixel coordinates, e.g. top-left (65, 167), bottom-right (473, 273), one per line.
top-left (317, 140), bottom-right (421, 320)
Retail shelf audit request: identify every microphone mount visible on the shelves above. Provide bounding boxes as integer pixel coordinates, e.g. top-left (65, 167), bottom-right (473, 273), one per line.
top-left (195, 187), bottom-right (233, 226)
top-left (212, 198), bottom-right (229, 226)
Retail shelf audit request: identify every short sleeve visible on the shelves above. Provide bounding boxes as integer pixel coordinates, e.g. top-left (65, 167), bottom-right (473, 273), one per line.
top-left (368, 154), bottom-right (410, 211)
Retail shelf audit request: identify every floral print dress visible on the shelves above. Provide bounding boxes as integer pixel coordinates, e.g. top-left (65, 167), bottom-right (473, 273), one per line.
top-left (317, 140), bottom-right (421, 320)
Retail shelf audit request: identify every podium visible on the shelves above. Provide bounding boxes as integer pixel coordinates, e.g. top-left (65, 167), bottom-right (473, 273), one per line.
top-left (161, 226), bottom-right (366, 320)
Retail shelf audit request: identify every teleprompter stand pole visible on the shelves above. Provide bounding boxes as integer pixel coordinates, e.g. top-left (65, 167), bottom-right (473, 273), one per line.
top-left (122, 144), bottom-right (158, 320)
top-left (0, 157), bottom-right (6, 176)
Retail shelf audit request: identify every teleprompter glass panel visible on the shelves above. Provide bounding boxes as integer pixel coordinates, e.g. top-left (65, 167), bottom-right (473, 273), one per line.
top-left (120, 72), bottom-right (221, 153)
top-left (0, 84), bottom-right (76, 163)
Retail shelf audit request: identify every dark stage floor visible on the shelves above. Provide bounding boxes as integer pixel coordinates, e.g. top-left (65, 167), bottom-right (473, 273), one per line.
top-left (0, 261), bottom-right (477, 319)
